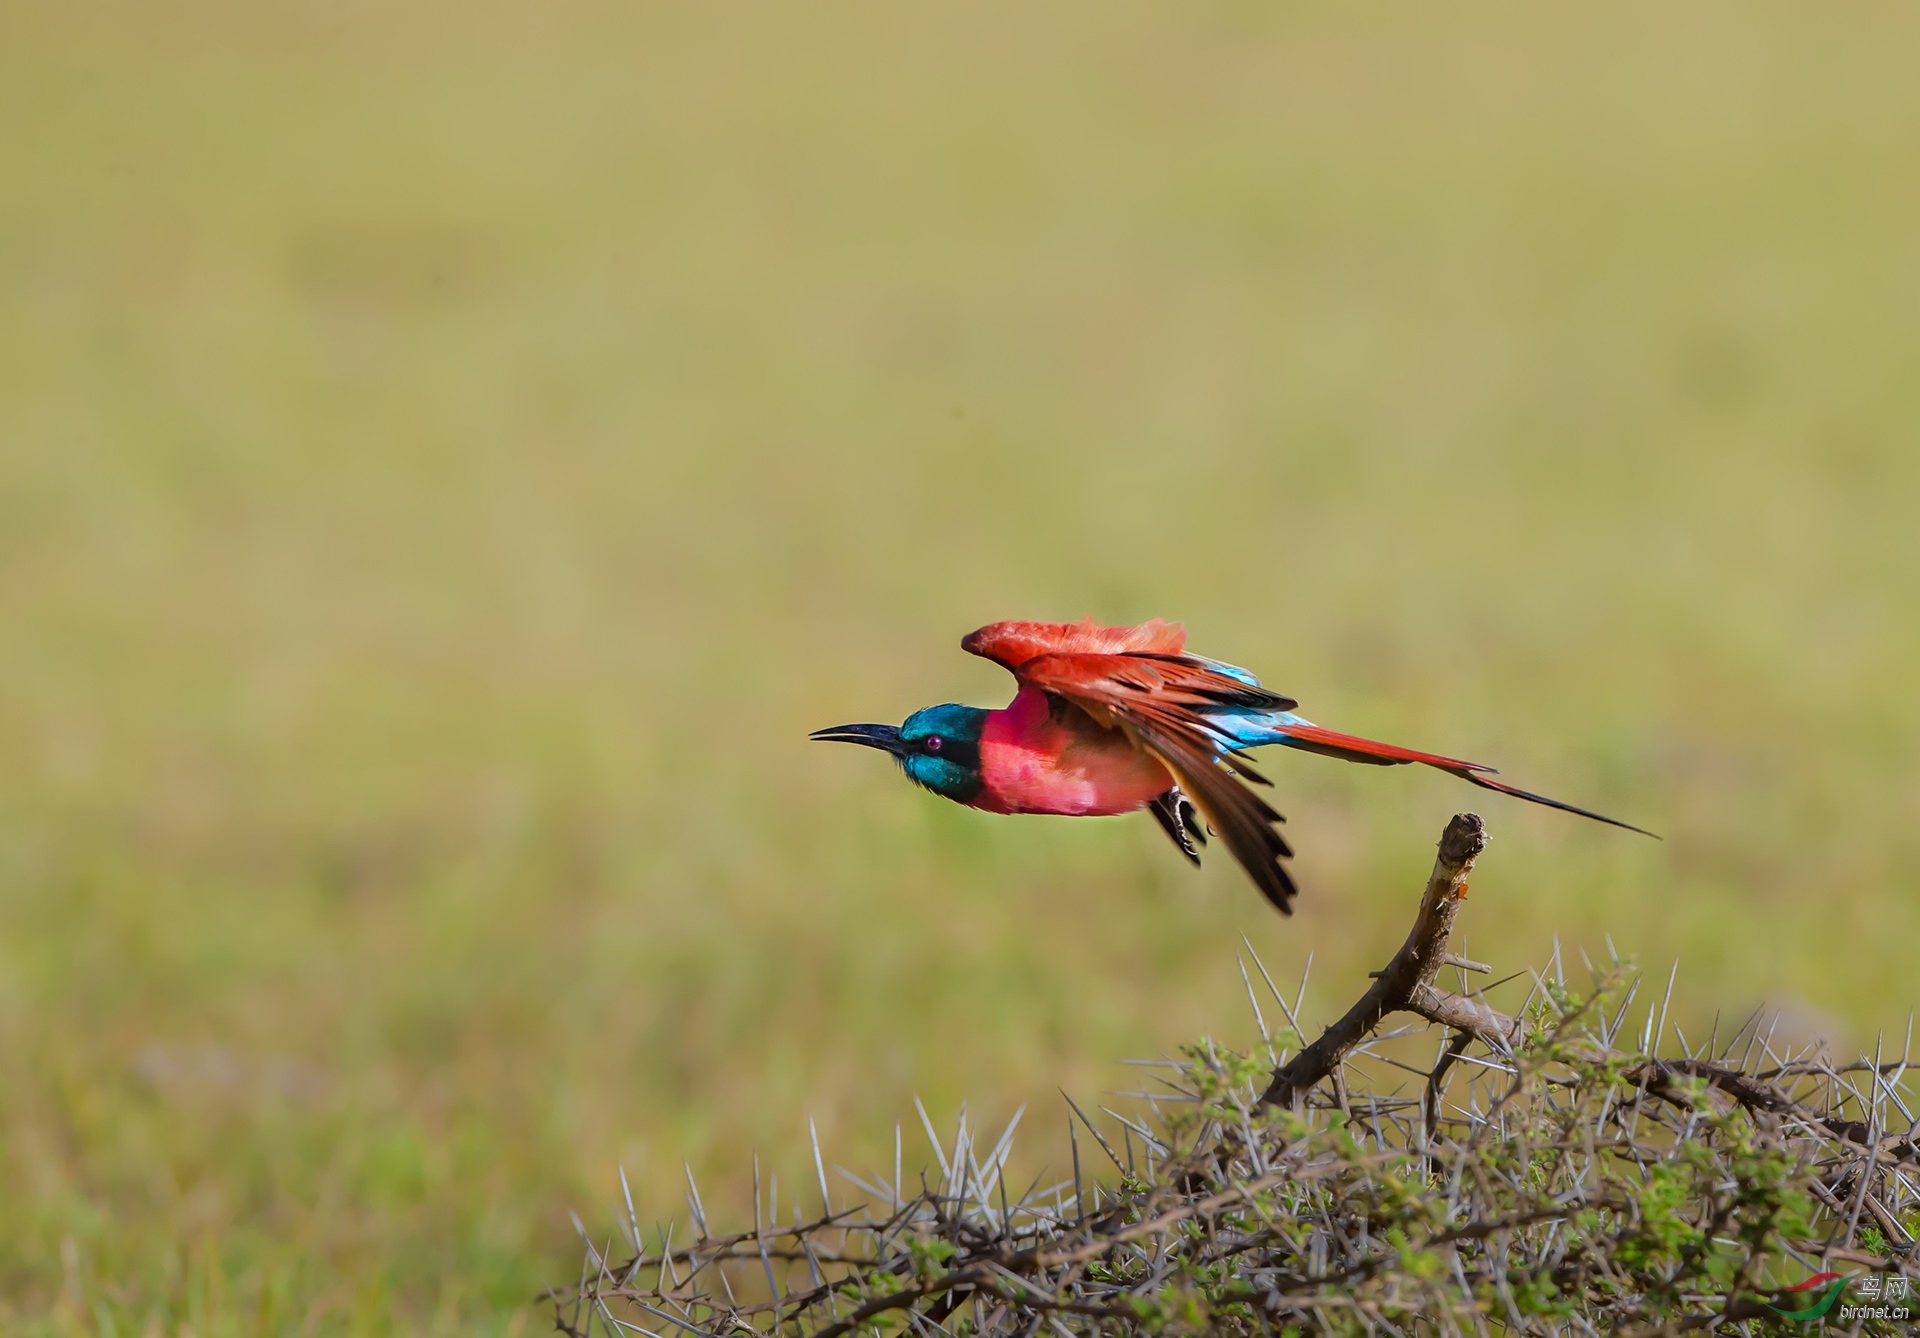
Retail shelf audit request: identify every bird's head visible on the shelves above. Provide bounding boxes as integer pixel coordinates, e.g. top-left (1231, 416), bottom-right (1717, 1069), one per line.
top-left (810, 703), bottom-right (988, 803)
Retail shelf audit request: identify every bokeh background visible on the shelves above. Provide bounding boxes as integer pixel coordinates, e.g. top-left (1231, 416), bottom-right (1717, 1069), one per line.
top-left (4, 2), bottom-right (1917, 1331)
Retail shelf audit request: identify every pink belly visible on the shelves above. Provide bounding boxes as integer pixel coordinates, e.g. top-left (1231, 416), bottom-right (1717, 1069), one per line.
top-left (973, 687), bottom-right (1172, 816)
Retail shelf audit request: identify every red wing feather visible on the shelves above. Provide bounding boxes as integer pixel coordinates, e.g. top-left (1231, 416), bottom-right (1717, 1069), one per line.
top-left (962, 618), bottom-right (1187, 671)
top-left (1013, 651), bottom-right (1300, 913)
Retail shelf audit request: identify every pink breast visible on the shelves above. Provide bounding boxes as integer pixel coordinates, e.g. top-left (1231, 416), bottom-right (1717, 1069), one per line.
top-left (974, 686), bottom-right (1172, 816)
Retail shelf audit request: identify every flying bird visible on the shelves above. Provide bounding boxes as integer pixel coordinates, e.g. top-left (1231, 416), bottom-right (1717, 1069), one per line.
top-left (811, 619), bottom-right (1653, 914)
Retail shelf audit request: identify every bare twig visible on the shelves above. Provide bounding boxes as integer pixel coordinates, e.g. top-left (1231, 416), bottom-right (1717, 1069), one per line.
top-left (1261, 814), bottom-right (1516, 1108)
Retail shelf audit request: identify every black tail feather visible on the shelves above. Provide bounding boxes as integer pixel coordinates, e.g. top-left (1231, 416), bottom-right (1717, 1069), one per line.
top-left (1460, 771), bottom-right (1661, 839)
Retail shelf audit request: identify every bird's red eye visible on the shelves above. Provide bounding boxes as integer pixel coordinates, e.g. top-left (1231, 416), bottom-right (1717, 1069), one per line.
top-left (924, 735), bottom-right (944, 752)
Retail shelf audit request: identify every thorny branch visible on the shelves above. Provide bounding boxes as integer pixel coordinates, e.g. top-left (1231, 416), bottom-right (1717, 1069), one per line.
top-left (1260, 813), bottom-right (1511, 1108)
top-left (1258, 813), bottom-right (1920, 1170)
top-left (554, 814), bottom-right (1920, 1338)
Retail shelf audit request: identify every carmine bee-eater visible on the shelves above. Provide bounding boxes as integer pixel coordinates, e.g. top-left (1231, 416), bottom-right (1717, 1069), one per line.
top-left (812, 618), bottom-right (1652, 914)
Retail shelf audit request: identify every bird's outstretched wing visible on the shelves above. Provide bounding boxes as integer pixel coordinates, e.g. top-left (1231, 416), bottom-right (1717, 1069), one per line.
top-left (992, 644), bottom-right (1305, 914)
top-left (960, 619), bottom-right (1652, 908)
top-left (962, 617), bottom-right (1190, 668)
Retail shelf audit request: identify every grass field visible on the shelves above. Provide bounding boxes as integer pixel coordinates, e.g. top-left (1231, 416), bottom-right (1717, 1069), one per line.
top-left (3, 3), bottom-right (1918, 1332)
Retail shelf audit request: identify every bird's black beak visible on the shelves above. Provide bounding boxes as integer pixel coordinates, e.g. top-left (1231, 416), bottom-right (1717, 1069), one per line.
top-left (809, 722), bottom-right (907, 755)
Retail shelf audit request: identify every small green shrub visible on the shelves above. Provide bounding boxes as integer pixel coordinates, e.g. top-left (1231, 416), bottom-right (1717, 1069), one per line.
top-left (556, 961), bottom-right (1917, 1336)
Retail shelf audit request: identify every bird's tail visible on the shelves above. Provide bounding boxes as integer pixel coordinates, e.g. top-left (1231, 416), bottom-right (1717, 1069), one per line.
top-left (1214, 714), bottom-right (1657, 838)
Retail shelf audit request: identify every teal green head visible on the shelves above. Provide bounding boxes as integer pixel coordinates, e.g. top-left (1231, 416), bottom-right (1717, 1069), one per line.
top-left (810, 703), bottom-right (989, 803)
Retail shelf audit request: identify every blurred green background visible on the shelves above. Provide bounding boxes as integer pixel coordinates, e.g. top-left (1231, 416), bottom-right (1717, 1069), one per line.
top-left (3, 1), bottom-right (1917, 1331)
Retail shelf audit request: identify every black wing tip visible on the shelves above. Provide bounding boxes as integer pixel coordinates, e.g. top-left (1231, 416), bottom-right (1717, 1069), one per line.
top-left (1244, 814), bottom-right (1298, 914)
top-left (1148, 786), bottom-right (1296, 913)
top-left (1256, 861), bottom-right (1298, 915)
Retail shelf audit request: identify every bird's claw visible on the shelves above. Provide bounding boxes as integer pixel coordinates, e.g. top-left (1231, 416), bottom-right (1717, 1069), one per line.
top-left (1148, 788), bottom-right (1207, 865)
